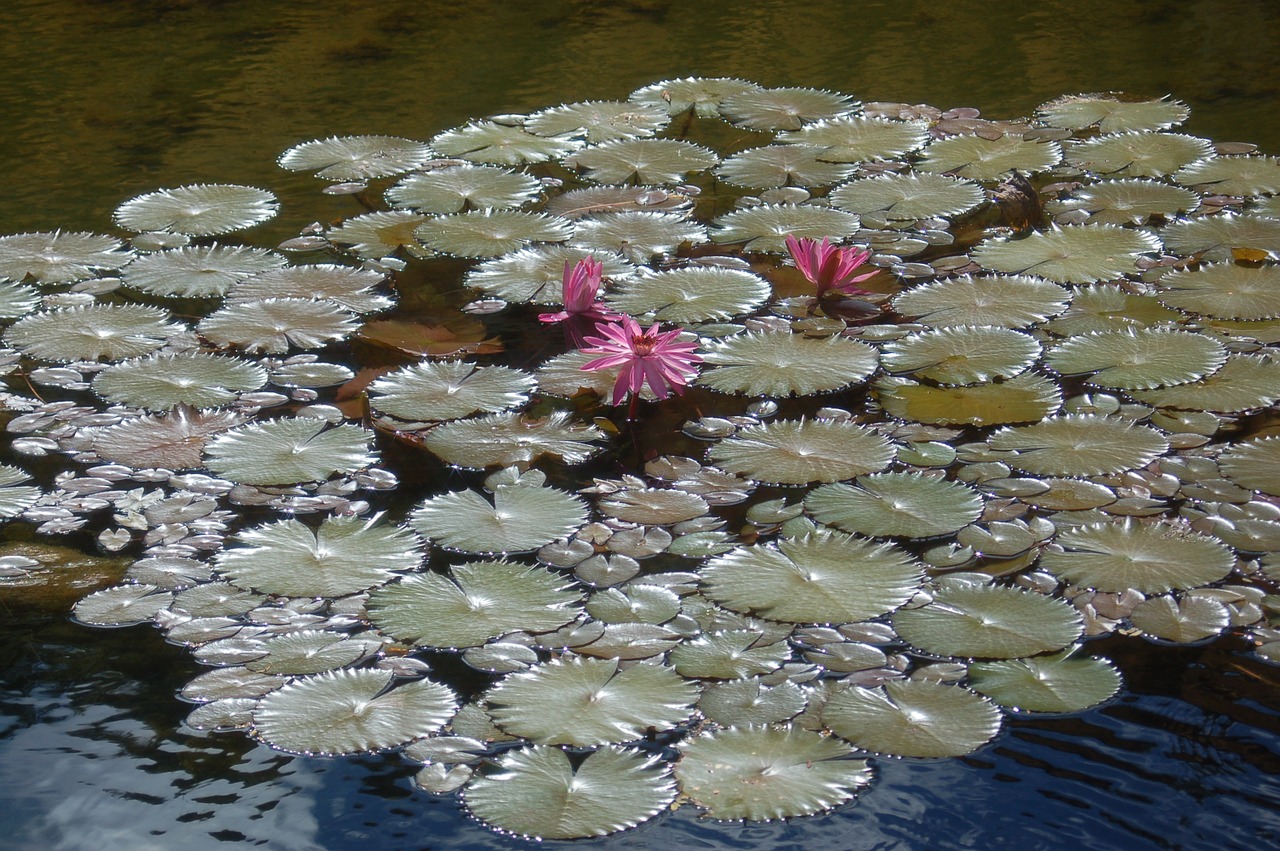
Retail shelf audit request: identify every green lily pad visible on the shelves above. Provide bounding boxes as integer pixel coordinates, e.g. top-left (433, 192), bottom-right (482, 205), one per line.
top-left (385, 164), bottom-right (542, 214)
top-left (708, 419), bottom-right (896, 485)
top-left (1039, 520), bottom-right (1235, 593)
top-left (197, 298), bottom-right (360, 353)
top-left (1156, 263), bottom-right (1280, 320)
top-left (630, 77), bottom-right (764, 118)
top-left (0, 465), bottom-right (40, 518)
top-left (1046, 178), bottom-right (1200, 225)
top-left (4, 304), bottom-right (180, 363)
top-left (1130, 353), bottom-right (1280, 413)
top-left (570, 211), bottom-right (708, 262)
top-left (606, 266), bottom-right (771, 322)
top-left (882, 326), bottom-right (1041, 385)
top-left (669, 629), bottom-right (790, 678)
top-left (822, 679), bottom-right (1002, 757)
top-left (893, 274), bottom-right (1072, 328)
top-left (805, 472), bottom-right (985, 539)
top-left (1046, 328), bottom-right (1227, 390)
top-left (1218, 436), bottom-right (1280, 496)
top-left (326, 210), bottom-right (429, 259)
top-left (431, 121), bottom-right (582, 166)
top-left (409, 477), bottom-right (587, 554)
top-left (91, 408), bottom-right (250, 470)
top-left (917, 135), bottom-right (1061, 181)
top-left (696, 330), bottom-right (879, 397)
top-left (91, 352), bottom-right (267, 410)
top-left (71, 584), bottom-right (172, 627)
top-left (972, 224), bottom-right (1161, 283)
top-left (1037, 94), bottom-right (1189, 133)
top-left (0, 280), bottom-right (38, 319)
top-left (414, 210), bottom-right (571, 258)
top-left (719, 87), bottom-right (859, 131)
top-left (698, 678), bottom-right (807, 726)
top-left (1174, 155), bottom-right (1280, 196)
top-left (715, 145), bottom-right (857, 189)
top-left (525, 100), bottom-right (670, 143)
top-left (464, 245), bottom-right (634, 305)
top-left (203, 418), bottom-right (376, 485)
top-left (893, 583), bottom-right (1083, 658)
top-left (114, 184), bottom-right (278, 236)
top-left (277, 135), bottom-right (432, 180)
top-left (423, 411), bottom-right (606, 469)
top-left (563, 138), bottom-right (718, 184)
top-left (244, 631), bottom-right (382, 676)
top-left (1129, 594), bottom-right (1230, 643)
top-left (1064, 131), bottom-right (1214, 178)
top-left (122, 244), bottom-right (287, 298)
top-left (777, 117), bottom-right (930, 162)
top-left (709, 204), bottom-right (861, 254)
top-left (226, 264), bottom-right (392, 314)
top-left (830, 172), bottom-right (986, 221)
top-left (1161, 214), bottom-right (1280, 262)
top-left (368, 361), bottom-right (535, 422)
top-left (1042, 284), bottom-right (1182, 335)
top-left (968, 647), bottom-right (1122, 713)
top-left (0, 231), bottom-right (132, 283)
top-left (987, 415), bottom-right (1169, 476)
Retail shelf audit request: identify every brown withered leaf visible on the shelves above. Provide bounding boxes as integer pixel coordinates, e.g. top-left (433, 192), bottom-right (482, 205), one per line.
top-left (358, 318), bottom-right (503, 357)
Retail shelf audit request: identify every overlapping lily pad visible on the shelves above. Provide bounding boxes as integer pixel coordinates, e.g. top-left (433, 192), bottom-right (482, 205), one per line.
top-left (715, 145), bottom-right (857, 189)
top-left (1039, 520), bottom-right (1235, 593)
top-left (1174, 155), bottom-right (1280, 196)
top-left (422, 411), bottom-right (606, 469)
top-left (1218, 436), bottom-right (1280, 495)
top-left (605, 266), bottom-right (770, 322)
top-left (414, 210), bottom-right (572, 258)
top-left (431, 121), bottom-right (582, 166)
top-left (972, 224), bottom-right (1161, 283)
top-left (708, 419), bottom-right (895, 485)
top-left (821, 679), bottom-right (1002, 757)
top-left (806, 472), bottom-right (984, 538)
top-left (778, 117), bottom-right (930, 163)
top-left (4, 304), bottom-right (180, 363)
top-left (893, 582), bottom-right (1084, 658)
top-left (227, 264), bottom-right (392, 313)
top-left (385, 164), bottom-right (542, 214)
top-left (525, 100), bottom-right (670, 142)
top-left (1037, 94), bottom-right (1189, 133)
top-left (464, 245), bottom-right (634, 304)
top-left (696, 330), bottom-right (879, 396)
top-left (1064, 131), bottom-right (1214, 177)
top-left (709, 204), bottom-right (861, 253)
top-left (92, 354), bottom-right (262, 412)
top-left (630, 77), bottom-right (764, 118)
top-left (1128, 353), bottom-right (1280, 412)
top-left (1046, 179), bottom-right (1200, 225)
top-left (875, 371), bottom-right (1064, 426)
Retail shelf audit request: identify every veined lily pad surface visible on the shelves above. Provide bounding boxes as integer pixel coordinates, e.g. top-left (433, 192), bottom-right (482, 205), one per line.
top-left (15, 77), bottom-right (1280, 845)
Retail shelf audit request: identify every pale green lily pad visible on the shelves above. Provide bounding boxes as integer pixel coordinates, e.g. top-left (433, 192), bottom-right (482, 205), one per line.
top-left (537, 349), bottom-right (668, 401)
top-left (414, 210), bottom-right (571, 258)
top-left (1156, 263), bottom-right (1280, 320)
top-left (987, 415), bottom-right (1169, 476)
top-left (486, 656), bottom-right (697, 746)
top-left (1161, 214), bottom-right (1280, 262)
top-left (4, 304), bottom-right (179, 362)
top-left (1046, 328), bottom-right (1227, 390)
top-left (91, 408), bottom-right (249, 469)
top-left (1039, 520), bottom-right (1235, 593)
top-left (972, 224), bottom-right (1161, 283)
top-left (1064, 131), bottom-right (1214, 178)
top-left (830, 172), bottom-right (986, 221)
top-left (698, 679), bottom-right (807, 726)
top-left (699, 527), bottom-right (923, 623)
top-left (431, 121), bottom-right (582, 166)
top-left (719, 87), bottom-right (859, 131)
top-left (244, 630), bottom-right (382, 676)
top-left (715, 145), bottom-right (856, 189)
top-left (564, 138), bottom-right (718, 184)
top-left (1218, 436), bottom-right (1280, 496)
top-left (215, 515), bottom-right (423, 597)
top-left (368, 361), bottom-right (534, 422)
top-left (709, 204), bottom-right (861, 253)
top-left (630, 77), bottom-right (764, 118)
top-left (669, 629), bottom-right (790, 678)
top-left (1037, 94), bottom-right (1189, 133)
top-left (570, 211), bottom-right (708, 262)
top-left (1047, 179), bottom-right (1200, 225)
top-left (805, 472), bottom-right (985, 539)
top-left (586, 584), bottom-right (681, 624)
top-left (269, 361), bottom-right (354, 388)
top-left (875, 372), bottom-right (1063, 427)
top-left (525, 100), bottom-right (669, 142)
top-left (544, 185), bottom-right (694, 219)
top-left (597, 488), bottom-right (708, 524)
top-left (464, 245), bottom-right (634, 305)
top-left (197, 298), bottom-right (360, 353)
top-left (574, 624), bottom-right (682, 661)
top-left (122, 245), bottom-right (287, 298)
top-left (277, 135), bottom-right (432, 180)
top-left (326, 210), bottom-right (428, 259)
top-left (409, 479), bottom-right (587, 554)
top-left (385, 164), bottom-right (542, 213)
top-left (114, 184), bottom-right (278, 236)
top-left (0, 231), bottom-right (132, 283)
top-left (1129, 594), bottom-right (1230, 643)
top-left (893, 274), bottom-right (1072, 328)
top-left (0, 280), bottom-right (39, 318)
top-left (882, 326), bottom-right (1041, 385)
top-left (696, 331), bottom-right (879, 397)
top-left (365, 560), bottom-right (581, 649)
top-left (203, 418), bottom-right (376, 485)
top-left (423, 411), bottom-right (606, 469)
top-left (71, 584), bottom-right (173, 627)
top-left (777, 117), bottom-right (930, 162)
top-left (1174, 155), bottom-right (1280, 196)
top-left (1131, 353), bottom-right (1280, 412)
top-left (606, 266), bottom-right (770, 322)
top-left (227, 264), bottom-right (392, 314)
top-left (1042, 284), bottom-right (1182, 336)
top-left (464, 745), bottom-right (675, 840)
top-left (968, 647), bottom-right (1122, 713)
top-left (0, 464), bottom-right (40, 517)
top-left (708, 419), bottom-right (896, 485)
top-left (252, 669), bottom-right (455, 755)
top-left (917, 136), bottom-right (1061, 181)
top-left (675, 725), bottom-right (871, 820)
top-left (822, 679), bottom-right (1002, 757)
top-left (91, 352), bottom-right (267, 410)
top-left (893, 584), bottom-right (1083, 658)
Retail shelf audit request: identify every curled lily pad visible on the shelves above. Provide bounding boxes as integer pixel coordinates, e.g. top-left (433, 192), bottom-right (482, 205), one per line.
top-left (917, 136), bottom-right (1062, 181)
top-left (1130, 353), bottom-right (1280, 412)
top-left (893, 274), bottom-right (1071, 328)
top-left (409, 478), bottom-right (587, 554)
top-left (252, 669), bottom-right (455, 755)
top-left (464, 745), bottom-right (675, 840)
top-left (92, 352), bottom-right (265, 410)
top-left (203, 418), bottom-right (376, 485)
top-left (1161, 214), bottom-right (1280, 262)
top-left (0, 280), bottom-right (39, 318)
top-left (830, 172), bottom-right (986, 221)
top-left (709, 204), bottom-right (861, 254)
top-left (876, 372), bottom-right (1063, 427)
top-left (91, 408), bottom-right (250, 469)
top-left (431, 121), bottom-right (582, 166)
top-left (4, 304), bottom-right (179, 362)
top-left (715, 145), bottom-right (856, 190)
top-left (700, 527), bottom-right (923, 623)
top-left (972, 224), bottom-right (1161, 283)
top-left (525, 100), bottom-right (670, 142)
top-left (414, 210), bottom-right (571, 258)
top-left (1039, 520), bottom-right (1235, 593)
top-left (365, 560), bottom-right (581, 649)
top-left (215, 515), bottom-right (423, 597)
top-left (969, 648), bottom-right (1122, 713)
top-left (675, 725), bottom-right (871, 820)
top-left (987, 415), bottom-right (1169, 476)
top-left (122, 245), bottom-right (287, 298)
top-left (1036, 94), bottom-right (1189, 133)
top-left (1046, 178), bottom-right (1200, 225)
top-left (708, 419), bottom-right (896, 485)
top-left (486, 656), bottom-right (697, 746)
top-left (278, 135), bottom-right (432, 180)
top-left (882, 326), bottom-right (1041, 385)
top-left (0, 231), bottom-right (132, 283)
top-left (1218, 436), bottom-right (1280, 496)
top-left (327, 210), bottom-right (429, 259)
top-left (1065, 131), bottom-right (1214, 178)
top-left (570, 211), bottom-right (707, 263)
top-left (606, 266), bottom-right (770, 322)
top-left (114, 184), bottom-right (278, 236)
top-left (696, 330), bottom-right (879, 397)
top-left (822, 679), bottom-right (1002, 757)
top-left (630, 77), bottom-right (764, 118)
top-left (805, 472), bottom-right (984, 539)
top-left (778, 117), bottom-right (930, 163)
top-left (368, 361), bottom-right (534, 422)
top-left (385, 164), bottom-right (542, 213)
top-left (893, 583), bottom-right (1083, 658)
top-left (227, 264), bottom-right (391, 314)
top-left (1128, 594), bottom-right (1230, 643)
top-left (464, 245), bottom-right (634, 305)
top-left (423, 411), bottom-right (606, 469)
top-left (198, 298), bottom-right (359, 353)
top-left (1156, 263), bottom-right (1280, 320)
top-left (1174, 155), bottom-right (1280, 196)
top-left (564, 138), bottom-right (718, 184)
top-left (1046, 328), bottom-right (1227, 390)
top-left (719, 87), bottom-right (859, 131)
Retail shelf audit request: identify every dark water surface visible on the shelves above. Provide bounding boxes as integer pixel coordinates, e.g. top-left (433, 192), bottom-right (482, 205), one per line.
top-left (3, 1), bottom-right (1280, 849)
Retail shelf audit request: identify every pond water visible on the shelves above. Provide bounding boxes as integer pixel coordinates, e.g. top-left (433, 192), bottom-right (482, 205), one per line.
top-left (2, 1), bottom-right (1280, 849)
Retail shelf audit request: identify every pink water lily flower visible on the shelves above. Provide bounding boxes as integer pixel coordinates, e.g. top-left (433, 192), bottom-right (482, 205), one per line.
top-left (785, 234), bottom-right (877, 298)
top-left (579, 315), bottom-right (702, 406)
top-left (538, 256), bottom-right (620, 346)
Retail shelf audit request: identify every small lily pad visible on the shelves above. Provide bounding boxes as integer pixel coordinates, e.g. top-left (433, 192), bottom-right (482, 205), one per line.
top-left (1128, 594), bottom-right (1230, 643)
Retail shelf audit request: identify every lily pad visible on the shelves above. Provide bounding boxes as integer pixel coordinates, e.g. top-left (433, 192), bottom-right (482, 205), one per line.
top-left (563, 138), bottom-right (718, 184)
top-left (0, 465), bottom-right (41, 517)
top-left (1039, 520), bottom-right (1235, 593)
top-left (987, 415), bottom-right (1169, 476)
top-left (278, 135), bottom-right (432, 180)
top-left (431, 121), bottom-right (582, 166)
top-left (917, 136), bottom-right (1062, 181)
top-left (71, 584), bottom-right (173, 627)
top-left (715, 145), bottom-right (856, 189)
top-left (91, 408), bottom-right (250, 469)
top-left (203, 418), bottom-right (376, 485)
top-left (893, 583), bottom-right (1084, 658)
top-left (227, 264), bottom-right (392, 314)
top-left (423, 411), bottom-right (606, 469)
top-left (570, 211), bottom-right (707, 263)
top-left (1156, 263), bottom-right (1280, 320)
top-left (698, 678), bottom-right (807, 726)
top-left (525, 100), bottom-right (669, 142)
top-left (197, 298), bottom-right (360, 353)
top-left (122, 245), bottom-right (287, 298)
top-left (805, 472), bottom-right (985, 539)
top-left (708, 418), bottom-right (896, 485)
top-left (0, 231), bottom-right (132, 284)
top-left (327, 210), bottom-right (429, 259)
top-left (696, 330), bottom-right (879, 397)
top-left (719, 87), bottom-right (859, 131)
top-left (1036, 94), bottom-right (1189, 133)
top-left (1046, 178), bottom-right (1200, 225)
top-left (669, 629), bottom-right (790, 679)
top-left (1042, 284), bottom-right (1181, 335)
top-left (1045, 328), bottom-right (1227, 390)
top-left (972, 224), bottom-right (1161, 283)
top-left (114, 184), bottom-right (278, 236)
top-left (1174, 155), bottom-right (1280, 196)
top-left (821, 679), bottom-right (1002, 757)
top-left (385, 164), bottom-right (542, 214)
top-left (969, 647), bottom-right (1122, 713)
top-left (244, 631), bottom-right (382, 676)
top-left (630, 77), bottom-right (764, 118)
top-left (464, 245), bottom-right (634, 305)
top-left (777, 117), bottom-right (930, 163)
top-left (91, 352), bottom-right (267, 410)
top-left (0, 280), bottom-right (39, 318)
top-left (414, 210), bottom-right (571, 258)
top-left (1161, 214), bottom-right (1280, 262)
top-left (368, 361), bottom-right (534, 422)
top-left (1128, 594), bottom-right (1230, 643)
top-left (1064, 131), bottom-right (1214, 178)
top-left (893, 274), bottom-right (1071, 328)
top-left (409, 478), bottom-right (587, 554)
top-left (4, 304), bottom-right (180, 362)
top-left (1218, 436), bottom-right (1280, 496)
top-left (1130, 353), bottom-right (1280, 412)
top-left (882, 326), bottom-right (1041, 385)
top-left (709, 204), bottom-right (861, 254)
top-left (605, 266), bottom-right (771, 322)
top-left (830, 172), bottom-right (986, 221)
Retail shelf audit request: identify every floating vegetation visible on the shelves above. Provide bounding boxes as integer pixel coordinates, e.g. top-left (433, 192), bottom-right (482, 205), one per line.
top-left (8, 78), bottom-right (1280, 843)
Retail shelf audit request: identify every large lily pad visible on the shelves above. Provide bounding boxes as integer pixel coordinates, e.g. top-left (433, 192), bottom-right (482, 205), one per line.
top-left (1045, 328), bottom-right (1227, 390)
top-left (122, 244), bottom-right (286, 298)
top-left (197, 298), bottom-right (359, 353)
top-left (386, 164), bottom-right (542, 214)
top-left (892, 583), bottom-right (1084, 658)
top-left (805, 472), bottom-right (984, 539)
top-left (696, 330), bottom-right (879, 397)
top-left (1129, 353), bottom-right (1280, 413)
top-left (277, 135), bottom-right (432, 180)
top-left (414, 210), bottom-right (571, 258)
top-left (1039, 520), bottom-right (1235, 593)
top-left (777, 117), bottom-right (930, 162)
top-left (709, 204), bottom-right (861, 254)
top-left (715, 145), bottom-right (856, 189)
top-left (1218, 436), bottom-right (1280, 496)
top-left (91, 352), bottom-right (266, 410)
top-left (882, 326), bottom-right (1041, 385)
top-left (409, 476), bottom-right (587, 554)
top-left (4, 304), bottom-right (180, 362)
top-left (917, 135), bottom-right (1061, 181)
top-left (605, 266), bottom-right (771, 322)
top-left (970, 648), bottom-right (1122, 714)
top-left (114, 184), bottom-right (278, 236)
top-left (821, 679), bottom-right (1002, 757)
top-left (464, 245), bottom-right (634, 305)
top-left (630, 77), bottom-right (764, 118)
top-left (203, 418), bottom-right (376, 485)
top-left (423, 411), bottom-right (606, 469)
top-left (431, 121), bottom-right (582, 166)
top-left (368, 361), bottom-right (534, 422)
top-left (1174, 155), bottom-right (1280, 196)
top-left (708, 419), bottom-right (896, 485)
top-left (563, 138), bottom-right (718, 184)
top-left (1156, 263), bottom-right (1280, 320)
top-left (987, 415), bottom-right (1169, 476)
top-left (1064, 131), bottom-right (1212, 177)
top-left (972, 224), bottom-right (1161, 283)
top-left (893, 274), bottom-right (1071, 328)
top-left (1036, 94), bottom-right (1189, 133)
top-left (830, 172), bottom-right (986, 221)
top-left (0, 231), bottom-right (132, 283)
top-left (525, 100), bottom-right (670, 142)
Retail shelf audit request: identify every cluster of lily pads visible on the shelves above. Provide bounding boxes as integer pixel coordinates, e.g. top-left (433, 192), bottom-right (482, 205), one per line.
top-left (2, 77), bottom-right (1280, 840)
